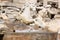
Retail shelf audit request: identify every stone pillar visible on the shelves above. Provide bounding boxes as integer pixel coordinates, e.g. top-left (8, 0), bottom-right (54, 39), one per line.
top-left (43, 0), bottom-right (48, 7)
top-left (58, 0), bottom-right (60, 8)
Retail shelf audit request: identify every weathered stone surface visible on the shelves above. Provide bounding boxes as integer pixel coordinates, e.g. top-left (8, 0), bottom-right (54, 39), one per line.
top-left (3, 32), bottom-right (57, 40)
